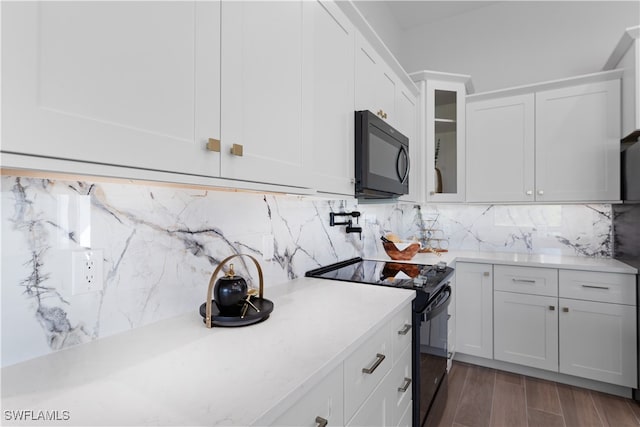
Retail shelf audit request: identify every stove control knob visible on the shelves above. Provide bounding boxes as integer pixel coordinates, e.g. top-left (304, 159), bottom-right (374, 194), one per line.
top-left (435, 261), bottom-right (447, 272)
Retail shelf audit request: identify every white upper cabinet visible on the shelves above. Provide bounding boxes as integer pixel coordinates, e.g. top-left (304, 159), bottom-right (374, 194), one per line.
top-left (221, 1), bottom-right (305, 187)
top-left (535, 80), bottom-right (620, 202)
top-left (604, 25), bottom-right (640, 144)
top-left (466, 72), bottom-right (621, 203)
top-left (411, 72), bottom-right (471, 203)
top-left (466, 94), bottom-right (535, 203)
top-left (355, 32), bottom-right (397, 125)
top-left (2, 1), bottom-right (221, 177)
top-left (302, 0), bottom-right (355, 196)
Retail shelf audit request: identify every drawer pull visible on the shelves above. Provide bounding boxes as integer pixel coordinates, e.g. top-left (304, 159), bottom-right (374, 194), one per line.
top-left (447, 352), bottom-right (453, 359)
top-left (362, 353), bottom-right (386, 374)
top-left (398, 324), bottom-right (412, 335)
top-left (512, 278), bottom-right (536, 284)
top-left (315, 416), bottom-right (328, 427)
top-left (398, 377), bottom-right (412, 393)
top-left (563, 307), bottom-right (569, 313)
top-left (581, 284), bottom-right (610, 290)
top-left (549, 305), bottom-right (555, 311)
top-left (483, 272), bottom-right (490, 277)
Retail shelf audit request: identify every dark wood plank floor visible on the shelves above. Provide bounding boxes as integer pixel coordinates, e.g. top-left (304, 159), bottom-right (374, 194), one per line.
top-left (437, 362), bottom-right (640, 427)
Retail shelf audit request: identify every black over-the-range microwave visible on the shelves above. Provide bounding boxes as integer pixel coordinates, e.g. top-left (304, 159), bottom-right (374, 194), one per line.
top-left (355, 110), bottom-right (410, 199)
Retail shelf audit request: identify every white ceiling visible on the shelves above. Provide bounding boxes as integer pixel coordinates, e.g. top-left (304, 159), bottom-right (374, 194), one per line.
top-left (365, 1), bottom-right (502, 31)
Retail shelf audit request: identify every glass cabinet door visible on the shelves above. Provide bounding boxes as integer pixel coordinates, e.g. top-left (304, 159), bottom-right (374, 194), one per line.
top-left (426, 80), bottom-right (466, 202)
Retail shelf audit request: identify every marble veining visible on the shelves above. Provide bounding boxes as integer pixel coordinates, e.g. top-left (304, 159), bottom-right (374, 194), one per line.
top-left (1, 174), bottom-right (613, 366)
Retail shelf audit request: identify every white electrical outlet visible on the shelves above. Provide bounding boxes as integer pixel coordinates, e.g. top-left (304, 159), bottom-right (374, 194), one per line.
top-left (72, 249), bottom-right (104, 295)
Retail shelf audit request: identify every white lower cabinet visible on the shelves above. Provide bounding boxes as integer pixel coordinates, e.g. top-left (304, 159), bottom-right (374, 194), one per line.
top-left (455, 262), bottom-right (493, 359)
top-left (558, 269), bottom-right (637, 388)
top-left (272, 302), bottom-right (413, 427)
top-left (484, 264), bottom-right (638, 389)
top-left (494, 291), bottom-right (558, 371)
top-left (272, 365), bottom-right (344, 426)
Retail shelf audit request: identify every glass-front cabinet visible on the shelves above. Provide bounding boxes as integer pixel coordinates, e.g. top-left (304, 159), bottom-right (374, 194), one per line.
top-left (411, 71), bottom-right (472, 202)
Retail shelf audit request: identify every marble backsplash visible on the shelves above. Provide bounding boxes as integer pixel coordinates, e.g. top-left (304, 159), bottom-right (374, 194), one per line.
top-left (1, 174), bottom-right (613, 366)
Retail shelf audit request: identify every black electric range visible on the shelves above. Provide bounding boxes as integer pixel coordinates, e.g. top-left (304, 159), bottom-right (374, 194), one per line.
top-left (306, 257), bottom-right (455, 427)
top-left (305, 257), bottom-right (453, 309)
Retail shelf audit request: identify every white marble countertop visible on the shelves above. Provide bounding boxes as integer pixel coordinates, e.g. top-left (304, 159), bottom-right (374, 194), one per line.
top-left (368, 250), bottom-right (638, 274)
top-left (0, 277), bottom-right (415, 426)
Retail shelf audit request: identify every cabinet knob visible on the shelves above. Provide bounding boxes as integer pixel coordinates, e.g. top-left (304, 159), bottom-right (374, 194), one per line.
top-left (230, 144), bottom-right (244, 157)
top-left (538, 190), bottom-right (544, 195)
top-left (483, 271), bottom-right (490, 277)
top-left (398, 324), bottom-right (412, 335)
top-left (526, 190), bottom-right (533, 196)
top-left (563, 307), bottom-right (569, 313)
top-left (315, 416), bottom-right (328, 427)
top-left (206, 138), bottom-right (221, 152)
top-left (549, 305), bottom-right (555, 311)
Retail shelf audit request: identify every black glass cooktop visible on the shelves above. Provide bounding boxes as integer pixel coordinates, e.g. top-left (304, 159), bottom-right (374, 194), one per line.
top-left (305, 257), bottom-right (454, 295)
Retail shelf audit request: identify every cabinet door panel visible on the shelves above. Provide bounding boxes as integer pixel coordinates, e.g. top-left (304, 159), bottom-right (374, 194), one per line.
top-left (2, 2), bottom-right (221, 176)
top-left (494, 291), bottom-right (558, 371)
top-left (397, 87), bottom-right (421, 203)
top-left (535, 80), bottom-right (620, 202)
top-left (271, 364), bottom-right (344, 427)
top-left (302, 0), bottom-right (355, 195)
top-left (466, 94), bottom-right (535, 202)
top-left (354, 32), bottom-right (396, 123)
top-left (426, 80), bottom-right (465, 202)
top-left (455, 263), bottom-right (493, 359)
top-left (221, 1), bottom-right (304, 186)
top-left (559, 298), bottom-right (637, 387)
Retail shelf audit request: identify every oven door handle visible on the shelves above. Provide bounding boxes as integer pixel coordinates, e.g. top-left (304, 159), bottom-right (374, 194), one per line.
top-left (424, 285), bottom-right (451, 321)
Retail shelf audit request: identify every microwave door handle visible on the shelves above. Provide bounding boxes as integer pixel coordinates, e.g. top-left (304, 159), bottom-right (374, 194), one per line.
top-left (397, 146), bottom-right (410, 184)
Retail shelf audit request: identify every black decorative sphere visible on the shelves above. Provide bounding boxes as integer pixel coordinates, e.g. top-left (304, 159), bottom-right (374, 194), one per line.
top-left (213, 264), bottom-right (248, 315)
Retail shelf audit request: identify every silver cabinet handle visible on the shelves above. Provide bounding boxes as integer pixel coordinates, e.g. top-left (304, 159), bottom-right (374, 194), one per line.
top-left (563, 307), bottom-right (569, 312)
top-left (526, 190), bottom-right (533, 196)
top-left (581, 284), bottom-right (610, 290)
top-left (538, 190), bottom-right (544, 195)
top-left (397, 377), bottom-right (412, 393)
top-left (447, 352), bottom-right (453, 359)
top-left (549, 306), bottom-right (555, 311)
top-left (512, 278), bottom-right (536, 284)
top-left (362, 353), bottom-right (386, 374)
top-left (398, 324), bottom-right (411, 335)
top-left (315, 416), bottom-right (328, 427)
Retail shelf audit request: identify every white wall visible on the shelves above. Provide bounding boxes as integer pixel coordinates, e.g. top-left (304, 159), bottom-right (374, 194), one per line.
top-left (373, 1), bottom-right (639, 93)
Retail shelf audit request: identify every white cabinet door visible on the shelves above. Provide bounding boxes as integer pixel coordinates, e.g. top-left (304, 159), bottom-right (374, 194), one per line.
top-left (2, 1), bottom-right (221, 177)
top-left (271, 364), bottom-right (344, 427)
top-left (466, 94), bottom-right (535, 203)
top-left (535, 80), bottom-right (621, 202)
top-left (425, 80), bottom-right (466, 202)
top-left (302, 0), bottom-right (355, 196)
top-left (559, 298), bottom-right (637, 388)
top-left (455, 262), bottom-right (493, 359)
top-left (221, 1), bottom-right (305, 187)
top-left (355, 32), bottom-right (396, 124)
top-left (494, 291), bottom-right (558, 371)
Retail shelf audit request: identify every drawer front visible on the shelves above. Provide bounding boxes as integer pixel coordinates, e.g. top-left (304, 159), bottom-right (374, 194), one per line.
top-left (559, 270), bottom-right (636, 305)
top-left (271, 364), bottom-right (344, 426)
top-left (387, 345), bottom-right (413, 427)
top-left (494, 264), bottom-right (558, 296)
top-left (390, 304), bottom-right (413, 363)
top-left (344, 322), bottom-right (392, 422)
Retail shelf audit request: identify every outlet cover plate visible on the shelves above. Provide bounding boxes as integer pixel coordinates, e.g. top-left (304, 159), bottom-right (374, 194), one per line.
top-left (71, 249), bottom-right (104, 295)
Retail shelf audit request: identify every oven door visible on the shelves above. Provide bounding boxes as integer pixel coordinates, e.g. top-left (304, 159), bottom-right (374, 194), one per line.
top-left (415, 285), bottom-right (451, 427)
